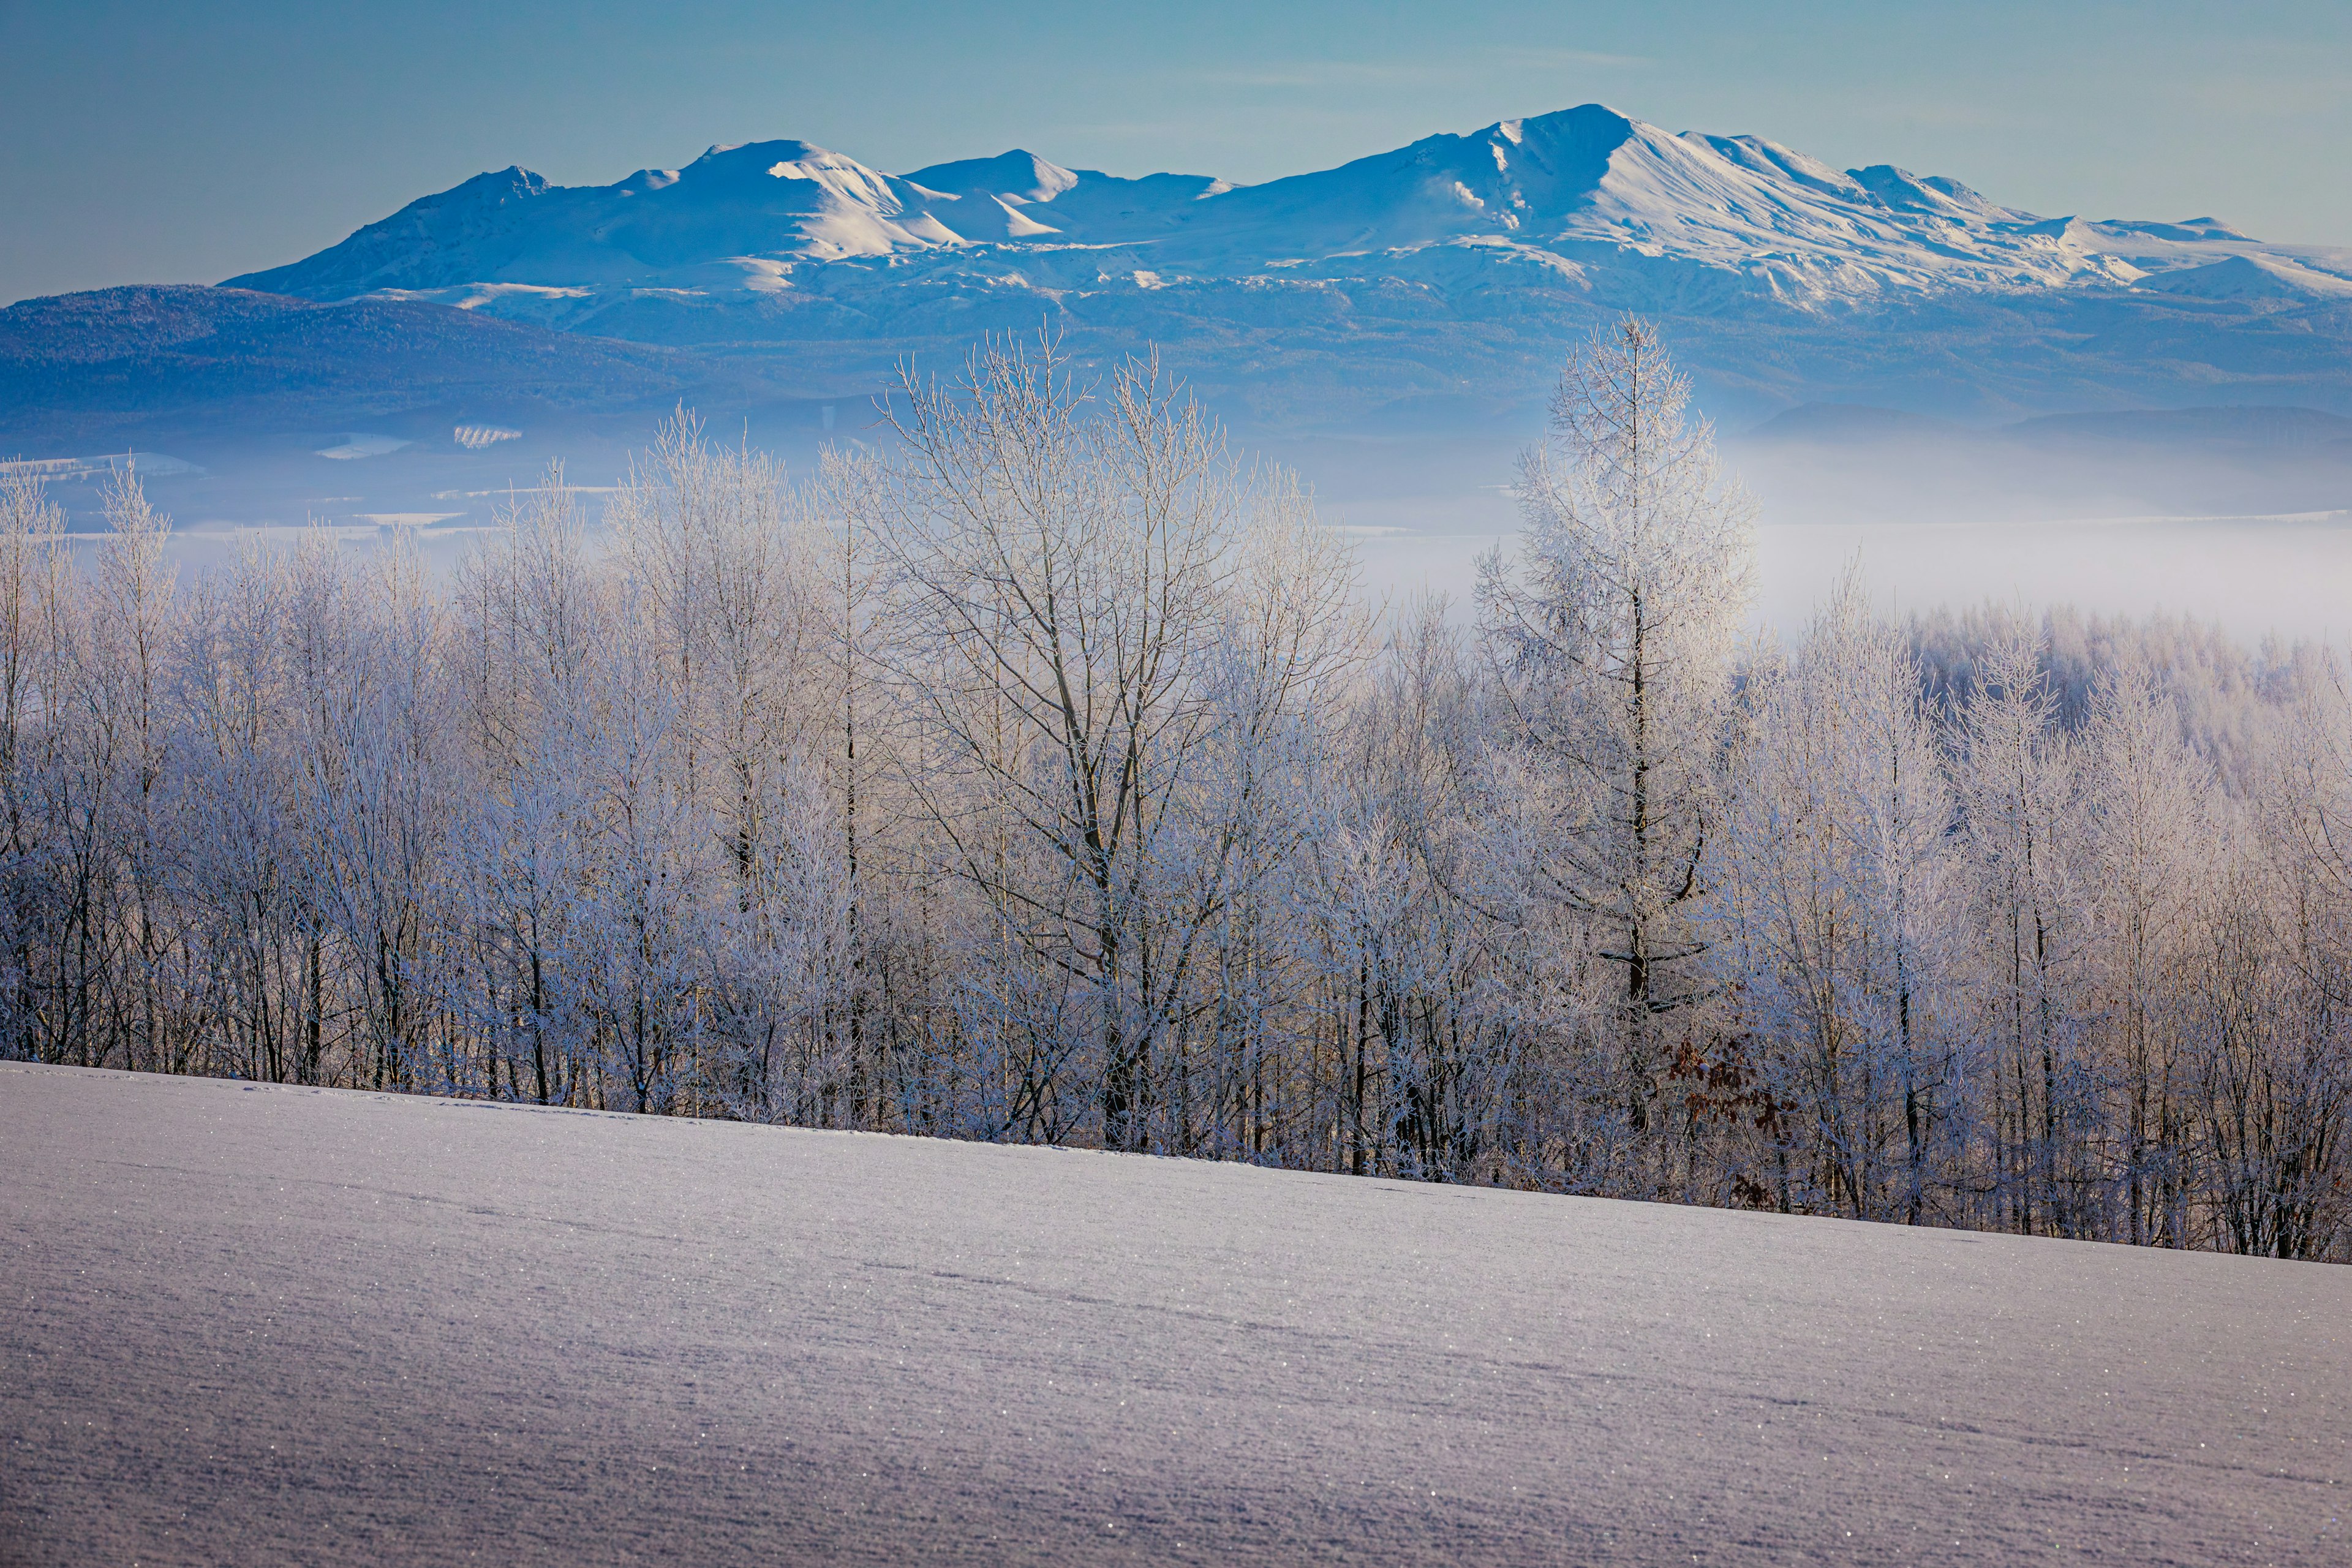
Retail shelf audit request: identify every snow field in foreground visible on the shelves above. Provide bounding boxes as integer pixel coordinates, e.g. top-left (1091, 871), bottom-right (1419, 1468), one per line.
top-left (1, 1063), bottom-right (2345, 1566)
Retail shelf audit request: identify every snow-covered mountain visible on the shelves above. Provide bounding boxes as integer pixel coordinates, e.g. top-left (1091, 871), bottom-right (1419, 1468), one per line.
top-left (0, 102), bottom-right (2331, 449)
top-left (230, 104), bottom-right (2352, 322)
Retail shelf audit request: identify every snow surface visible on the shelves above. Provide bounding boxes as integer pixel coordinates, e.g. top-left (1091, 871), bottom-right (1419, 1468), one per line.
top-left (2133, 253), bottom-right (2352, 300)
top-left (2, 1063), bottom-right (2345, 1566)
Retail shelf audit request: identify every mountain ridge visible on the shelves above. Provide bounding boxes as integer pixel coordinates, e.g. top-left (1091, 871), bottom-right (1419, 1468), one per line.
top-left (227, 104), bottom-right (2352, 317)
top-left (7, 105), bottom-right (2346, 451)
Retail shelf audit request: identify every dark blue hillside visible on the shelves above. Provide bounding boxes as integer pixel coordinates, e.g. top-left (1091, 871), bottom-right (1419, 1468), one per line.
top-left (0, 285), bottom-right (755, 448)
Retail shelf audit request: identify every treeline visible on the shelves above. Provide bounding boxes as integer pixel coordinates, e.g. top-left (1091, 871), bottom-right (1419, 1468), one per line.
top-left (3, 325), bottom-right (2346, 1260)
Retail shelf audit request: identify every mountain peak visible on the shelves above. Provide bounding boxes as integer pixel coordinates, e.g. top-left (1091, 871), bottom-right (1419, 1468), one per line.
top-left (2135, 252), bottom-right (2352, 300)
top-left (902, 150), bottom-right (1079, 205)
top-left (442, 167), bottom-right (551, 204)
top-left (219, 107), bottom-right (2352, 318)
top-left (1847, 165), bottom-right (2016, 221)
top-left (692, 139), bottom-right (841, 170)
top-left (1507, 102), bottom-right (1636, 140)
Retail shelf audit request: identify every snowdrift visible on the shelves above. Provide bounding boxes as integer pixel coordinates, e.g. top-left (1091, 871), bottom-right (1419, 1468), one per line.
top-left (3, 1063), bottom-right (2344, 1566)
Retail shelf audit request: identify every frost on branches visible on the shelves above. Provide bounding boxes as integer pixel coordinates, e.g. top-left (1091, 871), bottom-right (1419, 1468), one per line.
top-left (1, 323), bottom-right (2346, 1260)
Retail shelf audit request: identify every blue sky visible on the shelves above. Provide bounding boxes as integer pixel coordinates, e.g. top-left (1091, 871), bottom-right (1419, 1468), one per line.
top-left (4, 0), bottom-right (2347, 304)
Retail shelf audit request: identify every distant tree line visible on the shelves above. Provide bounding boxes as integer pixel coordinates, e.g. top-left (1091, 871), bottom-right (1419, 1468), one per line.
top-left (3, 322), bottom-right (2345, 1261)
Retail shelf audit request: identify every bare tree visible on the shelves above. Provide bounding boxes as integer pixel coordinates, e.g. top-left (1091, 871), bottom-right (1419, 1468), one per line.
top-left (2080, 658), bottom-right (2212, 1244)
top-left (1956, 625), bottom-right (2090, 1236)
top-left (853, 335), bottom-right (1355, 1150)
top-left (1, 333), bottom-right (2342, 1262)
top-left (1479, 316), bottom-right (1756, 1160)
top-left (0, 469), bottom-right (67, 1058)
top-left (1718, 567), bottom-right (1958, 1220)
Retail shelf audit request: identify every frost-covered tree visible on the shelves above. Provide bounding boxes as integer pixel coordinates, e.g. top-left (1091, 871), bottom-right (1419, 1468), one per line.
top-left (1479, 316), bottom-right (1756, 1150)
top-left (1717, 568), bottom-right (1956, 1221)
top-left (0, 328), bottom-right (2345, 1261)
top-left (1954, 625), bottom-right (2093, 1235)
top-left (849, 336), bottom-right (1357, 1150)
top-left (0, 468), bottom-right (68, 1058)
top-left (2079, 658), bottom-right (2213, 1244)
top-left (296, 535), bottom-right (448, 1091)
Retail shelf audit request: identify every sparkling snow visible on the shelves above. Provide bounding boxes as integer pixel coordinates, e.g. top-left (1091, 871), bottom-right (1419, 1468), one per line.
top-left (3, 1064), bottom-right (2343, 1566)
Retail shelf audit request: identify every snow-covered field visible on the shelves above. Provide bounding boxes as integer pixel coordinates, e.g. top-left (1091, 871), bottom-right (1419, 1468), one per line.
top-left (3, 1063), bottom-right (2345, 1566)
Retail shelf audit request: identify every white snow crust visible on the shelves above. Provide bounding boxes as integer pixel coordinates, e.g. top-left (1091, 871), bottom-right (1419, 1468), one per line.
top-left (2, 1063), bottom-right (2345, 1566)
